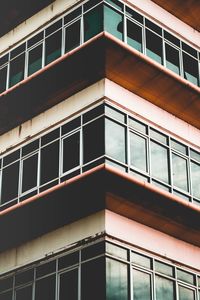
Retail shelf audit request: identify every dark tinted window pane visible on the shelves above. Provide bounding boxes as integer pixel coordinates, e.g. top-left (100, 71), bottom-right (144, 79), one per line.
top-left (164, 31), bottom-right (180, 47)
top-left (41, 128), bottom-right (60, 146)
top-left (81, 258), bottom-right (105, 300)
top-left (126, 7), bottom-right (143, 23)
top-left (46, 20), bottom-right (62, 36)
top-left (191, 162), bottom-right (200, 199)
top-left (0, 291), bottom-right (12, 300)
top-left (105, 119), bottom-right (126, 163)
top-left (15, 285), bottom-right (32, 300)
top-left (22, 154), bottom-right (38, 193)
top-left (65, 21), bottom-right (81, 53)
top-left (83, 118), bottom-right (104, 163)
top-left (15, 269), bottom-right (34, 286)
top-left (133, 269), bottom-right (151, 300)
top-left (35, 275), bottom-right (55, 300)
top-left (182, 42), bottom-right (197, 58)
top-left (1, 162), bottom-right (19, 203)
top-left (183, 53), bottom-right (199, 86)
top-left (155, 276), bottom-right (175, 300)
top-left (81, 242), bottom-right (105, 260)
top-left (58, 252), bottom-right (79, 270)
top-left (28, 32), bottom-right (43, 48)
top-left (62, 132), bottom-right (80, 173)
top-left (45, 30), bottom-right (62, 65)
top-left (145, 19), bottom-right (162, 35)
top-left (104, 5), bottom-right (123, 40)
top-left (36, 261), bottom-right (56, 278)
top-left (0, 277), bottom-right (13, 293)
top-left (3, 150), bottom-right (20, 166)
top-left (179, 286), bottom-right (195, 300)
top-left (22, 140), bottom-right (39, 156)
top-left (127, 20), bottom-right (142, 52)
top-left (62, 117), bottom-right (81, 135)
top-left (106, 258), bottom-right (128, 300)
top-left (172, 154), bottom-right (188, 192)
top-left (130, 132), bottom-right (147, 172)
top-left (165, 43), bottom-right (180, 75)
top-left (84, 0), bottom-right (102, 11)
top-left (64, 8), bottom-right (81, 24)
top-left (9, 54), bottom-right (25, 87)
top-left (0, 54), bottom-right (8, 66)
top-left (0, 67), bottom-right (7, 93)
top-left (28, 44), bottom-right (43, 75)
top-left (11, 43), bottom-right (25, 59)
top-left (84, 5), bottom-right (103, 41)
top-left (146, 29), bottom-right (163, 64)
top-left (59, 269), bottom-right (78, 300)
top-left (105, 0), bottom-right (123, 10)
top-left (83, 105), bottom-right (104, 123)
top-left (151, 141), bottom-right (169, 183)
top-left (41, 141), bottom-right (59, 184)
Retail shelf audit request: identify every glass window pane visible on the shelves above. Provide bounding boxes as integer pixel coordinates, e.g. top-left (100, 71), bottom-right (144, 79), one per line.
top-left (104, 5), bottom-right (123, 40)
top-left (165, 43), bottom-right (180, 75)
top-left (64, 8), bottom-right (81, 24)
top-left (28, 44), bottom-right (43, 76)
top-left (183, 53), bottom-right (199, 86)
top-left (177, 269), bottom-right (194, 284)
top-left (106, 258), bottom-right (128, 300)
top-left (190, 149), bottom-right (200, 162)
top-left (40, 141), bottom-right (59, 184)
top-left (84, 5), bottom-right (103, 42)
top-left (106, 242), bottom-right (128, 260)
top-left (15, 285), bottom-right (32, 300)
top-left (155, 276), bottom-right (175, 300)
top-left (105, 105), bottom-right (125, 123)
top-left (127, 20), bottom-right (142, 52)
top-left (35, 275), bottom-right (55, 300)
top-left (0, 277), bottom-right (13, 293)
top-left (65, 20), bottom-right (81, 53)
top-left (105, 119), bottom-right (126, 163)
top-left (9, 54), bottom-right (25, 87)
top-left (22, 154), bottom-right (38, 193)
top-left (191, 162), bottom-right (200, 199)
top-left (45, 30), bottom-right (62, 65)
top-left (150, 128), bottom-right (167, 144)
top-left (130, 132), bottom-right (147, 172)
top-left (146, 29), bottom-right (163, 64)
top-left (15, 269), bottom-right (34, 286)
top-left (129, 117), bottom-right (147, 134)
top-left (46, 20), bottom-right (62, 36)
top-left (131, 252), bottom-right (151, 269)
top-left (126, 7), bottom-right (143, 24)
top-left (171, 139), bottom-right (187, 155)
top-left (59, 269), bottom-right (78, 300)
top-left (133, 269), bottom-right (151, 300)
top-left (1, 162), bottom-right (19, 204)
top-left (145, 19), bottom-right (162, 35)
top-left (83, 118), bottom-right (104, 163)
top-left (62, 132), bottom-right (80, 173)
top-left (36, 261), bottom-right (56, 278)
top-left (155, 261), bottom-right (173, 277)
top-left (150, 141), bottom-right (169, 183)
top-left (58, 252), bottom-right (79, 270)
top-left (0, 291), bottom-right (12, 300)
top-left (81, 258), bottom-right (105, 300)
top-left (172, 154), bottom-right (188, 192)
top-left (0, 67), bottom-right (7, 93)
top-left (179, 286), bottom-right (195, 300)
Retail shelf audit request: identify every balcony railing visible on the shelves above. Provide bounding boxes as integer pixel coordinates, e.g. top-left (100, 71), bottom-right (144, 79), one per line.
top-left (0, 102), bottom-right (200, 210)
top-left (0, 0), bottom-right (200, 94)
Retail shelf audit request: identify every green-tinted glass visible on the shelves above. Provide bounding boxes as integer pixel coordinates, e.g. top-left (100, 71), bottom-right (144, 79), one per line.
top-left (133, 269), bottom-right (151, 300)
top-left (84, 5), bottom-right (103, 41)
top-left (104, 5), bottom-right (123, 40)
top-left (155, 276), bottom-right (175, 300)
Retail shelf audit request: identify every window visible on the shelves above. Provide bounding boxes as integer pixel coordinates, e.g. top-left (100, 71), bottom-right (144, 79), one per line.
top-left (165, 43), bottom-right (180, 75)
top-left (183, 53), bottom-right (199, 86)
top-left (35, 275), bottom-right (55, 300)
top-left (172, 154), bottom-right (189, 192)
top-left (1, 162), bottom-right (19, 204)
top-left (0, 66), bottom-right (7, 93)
top-left (9, 54), bottom-right (25, 87)
top-left (130, 132), bottom-right (147, 172)
top-left (62, 132), bottom-right (80, 174)
top-left (104, 5), bottom-right (123, 40)
top-left (15, 285), bottom-right (32, 300)
top-left (65, 21), bottom-right (81, 53)
top-left (146, 29), bottom-right (163, 64)
top-left (191, 162), bottom-right (200, 199)
top-left (21, 153), bottom-right (39, 194)
top-left (84, 5), bottom-right (103, 42)
top-left (45, 30), bottom-right (62, 65)
top-left (59, 269), bottom-right (78, 300)
top-left (28, 44), bottom-right (43, 76)
top-left (133, 269), bottom-right (152, 300)
top-left (127, 20), bottom-right (142, 52)
top-left (150, 141), bottom-right (169, 183)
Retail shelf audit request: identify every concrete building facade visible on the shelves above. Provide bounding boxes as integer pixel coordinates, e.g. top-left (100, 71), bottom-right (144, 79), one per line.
top-left (0, 0), bottom-right (200, 299)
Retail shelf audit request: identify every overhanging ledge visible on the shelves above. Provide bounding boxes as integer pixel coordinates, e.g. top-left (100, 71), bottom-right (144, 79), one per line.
top-left (0, 32), bottom-right (199, 135)
top-left (0, 164), bottom-right (200, 253)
